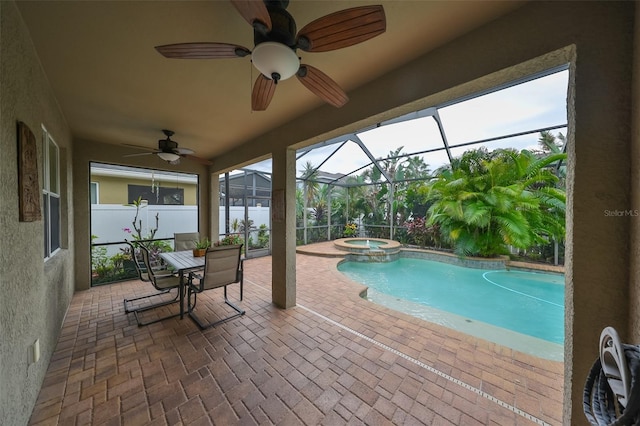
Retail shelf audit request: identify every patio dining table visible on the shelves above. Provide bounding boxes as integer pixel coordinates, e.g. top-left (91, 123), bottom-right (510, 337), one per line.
top-left (159, 250), bottom-right (205, 319)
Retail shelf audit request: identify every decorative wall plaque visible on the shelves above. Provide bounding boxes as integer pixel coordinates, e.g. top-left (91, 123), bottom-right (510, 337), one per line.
top-left (17, 121), bottom-right (42, 222)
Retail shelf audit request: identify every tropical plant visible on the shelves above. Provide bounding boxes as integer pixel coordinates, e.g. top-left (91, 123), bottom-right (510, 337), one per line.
top-left (535, 130), bottom-right (567, 186)
top-left (310, 184), bottom-right (331, 225)
top-left (295, 187), bottom-right (305, 227)
top-left (257, 224), bottom-right (270, 248)
top-left (91, 234), bottom-right (110, 276)
top-left (299, 161), bottom-right (320, 225)
top-left (404, 216), bottom-right (439, 248)
top-left (353, 147), bottom-right (431, 228)
top-left (537, 130), bottom-right (564, 154)
top-left (91, 234), bottom-right (139, 284)
top-left (239, 218), bottom-right (254, 233)
top-left (425, 148), bottom-right (566, 257)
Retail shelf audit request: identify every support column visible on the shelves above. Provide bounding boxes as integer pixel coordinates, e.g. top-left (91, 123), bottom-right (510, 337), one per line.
top-left (210, 171), bottom-right (220, 241)
top-left (271, 148), bottom-right (296, 308)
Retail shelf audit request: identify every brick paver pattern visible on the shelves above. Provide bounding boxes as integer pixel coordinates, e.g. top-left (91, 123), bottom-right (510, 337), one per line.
top-left (29, 248), bottom-right (563, 425)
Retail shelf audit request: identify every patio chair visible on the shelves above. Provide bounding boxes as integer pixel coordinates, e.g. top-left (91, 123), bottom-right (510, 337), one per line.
top-left (123, 240), bottom-right (182, 326)
top-left (174, 232), bottom-right (200, 251)
top-left (186, 244), bottom-right (245, 329)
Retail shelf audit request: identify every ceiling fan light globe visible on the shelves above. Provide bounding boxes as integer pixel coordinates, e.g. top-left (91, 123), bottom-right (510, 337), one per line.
top-left (251, 42), bottom-right (299, 81)
top-left (157, 152), bottom-right (181, 162)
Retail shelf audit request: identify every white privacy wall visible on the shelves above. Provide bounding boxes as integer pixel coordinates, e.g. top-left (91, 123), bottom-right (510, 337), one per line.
top-left (91, 204), bottom-right (270, 250)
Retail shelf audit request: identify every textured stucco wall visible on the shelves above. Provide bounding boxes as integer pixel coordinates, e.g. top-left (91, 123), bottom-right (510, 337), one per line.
top-left (213, 3), bottom-right (634, 425)
top-left (630, 4), bottom-right (640, 343)
top-left (0, 2), bottom-right (74, 424)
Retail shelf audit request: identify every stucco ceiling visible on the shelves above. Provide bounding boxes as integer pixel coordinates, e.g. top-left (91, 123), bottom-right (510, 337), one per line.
top-left (16, 1), bottom-right (524, 163)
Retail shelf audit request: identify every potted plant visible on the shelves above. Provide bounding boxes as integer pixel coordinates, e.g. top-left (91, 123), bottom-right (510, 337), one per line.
top-left (193, 238), bottom-right (210, 257)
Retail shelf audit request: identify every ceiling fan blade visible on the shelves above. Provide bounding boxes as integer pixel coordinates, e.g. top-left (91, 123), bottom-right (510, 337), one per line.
top-left (175, 147), bottom-right (194, 155)
top-left (122, 143), bottom-right (156, 151)
top-left (296, 5), bottom-right (386, 53)
top-left (230, 0), bottom-right (272, 33)
top-left (252, 74), bottom-right (277, 111)
top-left (185, 154), bottom-right (213, 166)
top-left (296, 65), bottom-right (348, 108)
top-left (155, 42), bottom-right (251, 59)
top-left (123, 152), bottom-right (155, 158)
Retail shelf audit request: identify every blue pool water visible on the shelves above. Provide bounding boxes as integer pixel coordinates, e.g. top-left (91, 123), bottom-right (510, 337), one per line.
top-left (338, 258), bottom-right (564, 345)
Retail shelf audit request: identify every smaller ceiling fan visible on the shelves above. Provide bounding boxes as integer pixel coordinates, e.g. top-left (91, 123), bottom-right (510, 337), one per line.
top-left (155, 0), bottom-right (386, 111)
top-left (123, 130), bottom-right (213, 165)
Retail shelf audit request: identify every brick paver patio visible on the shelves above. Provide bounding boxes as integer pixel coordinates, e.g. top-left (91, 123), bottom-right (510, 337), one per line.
top-left (29, 246), bottom-right (563, 425)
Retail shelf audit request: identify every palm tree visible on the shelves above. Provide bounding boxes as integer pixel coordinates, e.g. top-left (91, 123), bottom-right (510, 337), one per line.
top-left (426, 148), bottom-right (566, 257)
top-left (295, 187), bottom-right (305, 227)
top-left (344, 174), bottom-right (369, 224)
top-left (536, 130), bottom-right (567, 186)
top-left (299, 161), bottom-right (319, 209)
top-left (311, 184), bottom-right (329, 225)
top-left (537, 130), bottom-right (564, 154)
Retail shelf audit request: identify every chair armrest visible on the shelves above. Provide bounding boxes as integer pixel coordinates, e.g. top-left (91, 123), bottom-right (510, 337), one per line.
top-left (154, 271), bottom-right (177, 279)
top-left (189, 271), bottom-right (203, 281)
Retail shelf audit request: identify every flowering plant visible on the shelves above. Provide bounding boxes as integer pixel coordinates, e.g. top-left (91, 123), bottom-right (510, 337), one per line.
top-left (124, 196), bottom-right (159, 242)
top-left (214, 234), bottom-right (243, 246)
top-left (343, 223), bottom-right (357, 237)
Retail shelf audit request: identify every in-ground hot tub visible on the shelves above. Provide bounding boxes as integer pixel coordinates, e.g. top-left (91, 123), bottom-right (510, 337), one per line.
top-left (334, 238), bottom-right (401, 262)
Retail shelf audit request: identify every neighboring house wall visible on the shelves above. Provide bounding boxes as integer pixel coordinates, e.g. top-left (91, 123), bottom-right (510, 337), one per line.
top-left (91, 174), bottom-right (198, 205)
top-left (0, 2), bottom-right (75, 424)
top-left (90, 205), bottom-right (270, 256)
top-left (222, 172), bottom-right (272, 206)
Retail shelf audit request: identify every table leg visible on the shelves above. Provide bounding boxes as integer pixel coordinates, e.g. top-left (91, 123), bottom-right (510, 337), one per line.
top-left (179, 270), bottom-right (185, 319)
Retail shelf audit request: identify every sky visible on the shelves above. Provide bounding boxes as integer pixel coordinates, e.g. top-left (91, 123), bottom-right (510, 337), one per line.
top-left (239, 68), bottom-right (569, 178)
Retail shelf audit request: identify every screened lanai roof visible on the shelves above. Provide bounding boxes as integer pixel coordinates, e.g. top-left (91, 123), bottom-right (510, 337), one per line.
top-left (233, 66), bottom-right (569, 185)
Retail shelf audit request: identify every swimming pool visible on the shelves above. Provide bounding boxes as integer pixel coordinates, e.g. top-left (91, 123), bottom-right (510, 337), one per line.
top-left (338, 258), bottom-right (565, 358)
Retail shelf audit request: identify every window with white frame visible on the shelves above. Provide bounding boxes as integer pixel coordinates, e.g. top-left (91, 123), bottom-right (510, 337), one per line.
top-left (90, 182), bottom-right (99, 204)
top-left (42, 126), bottom-right (60, 258)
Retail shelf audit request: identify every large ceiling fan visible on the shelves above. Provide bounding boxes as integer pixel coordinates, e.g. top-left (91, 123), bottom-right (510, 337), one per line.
top-left (124, 130), bottom-right (213, 165)
top-left (155, 0), bottom-right (386, 111)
